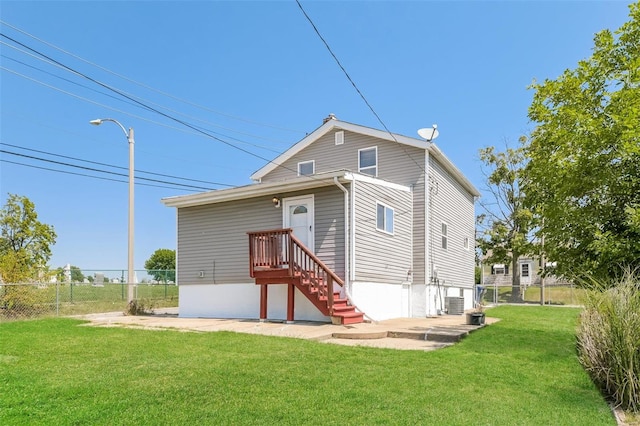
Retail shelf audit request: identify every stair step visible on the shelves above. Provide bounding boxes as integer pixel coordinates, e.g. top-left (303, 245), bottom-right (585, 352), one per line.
top-left (338, 312), bottom-right (364, 325)
top-left (332, 304), bottom-right (355, 313)
top-left (318, 297), bottom-right (347, 304)
top-left (254, 261), bottom-right (365, 324)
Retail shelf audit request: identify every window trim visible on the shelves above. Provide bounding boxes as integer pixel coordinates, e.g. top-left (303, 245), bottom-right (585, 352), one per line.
top-left (335, 130), bottom-right (344, 145)
top-left (297, 160), bottom-right (315, 176)
top-left (492, 264), bottom-right (506, 275)
top-left (376, 201), bottom-right (394, 235)
top-left (441, 222), bottom-right (448, 250)
top-left (464, 236), bottom-right (470, 250)
top-left (358, 146), bottom-right (378, 177)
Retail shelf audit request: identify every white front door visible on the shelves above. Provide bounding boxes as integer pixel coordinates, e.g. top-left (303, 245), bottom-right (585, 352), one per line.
top-left (283, 195), bottom-right (314, 251)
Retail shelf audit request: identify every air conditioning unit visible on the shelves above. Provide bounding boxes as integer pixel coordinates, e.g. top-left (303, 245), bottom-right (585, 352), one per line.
top-left (445, 297), bottom-right (465, 315)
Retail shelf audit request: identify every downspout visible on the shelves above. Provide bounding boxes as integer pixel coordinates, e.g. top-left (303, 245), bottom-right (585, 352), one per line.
top-left (426, 146), bottom-right (433, 317)
top-left (334, 176), bottom-right (377, 323)
top-left (334, 177), bottom-right (352, 301)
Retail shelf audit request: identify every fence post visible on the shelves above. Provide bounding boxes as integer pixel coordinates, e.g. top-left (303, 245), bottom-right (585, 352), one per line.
top-left (571, 282), bottom-right (574, 305)
top-left (70, 282), bottom-right (74, 304)
top-left (56, 281), bottom-right (60, 317)
top-left (164, 271), bottom-right (168, 298)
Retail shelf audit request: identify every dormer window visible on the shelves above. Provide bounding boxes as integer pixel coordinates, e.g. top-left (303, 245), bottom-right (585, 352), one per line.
top-left (298, 160), bottom-right (315, 176)
top-left (358, 147), bottom-right (377, 176)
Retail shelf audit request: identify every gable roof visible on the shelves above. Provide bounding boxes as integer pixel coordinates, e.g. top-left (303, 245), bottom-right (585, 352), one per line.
top-left (251, 119), bottom-right (480, 197)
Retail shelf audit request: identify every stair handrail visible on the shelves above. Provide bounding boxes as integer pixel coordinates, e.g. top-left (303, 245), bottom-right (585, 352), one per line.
top-left (248, 229), bottom-right (344, 314)
top-left (288, 231), bottom-right (345, 312)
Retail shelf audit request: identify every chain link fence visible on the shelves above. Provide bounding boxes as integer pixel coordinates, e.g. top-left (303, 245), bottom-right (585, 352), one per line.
top-left (0, 269), bottom-right (177, 322)
top-left (478, 282), bottom-right (585, 306)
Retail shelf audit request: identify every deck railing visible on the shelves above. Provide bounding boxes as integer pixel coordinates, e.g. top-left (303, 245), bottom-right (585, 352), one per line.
top-left (248, 228), bottom-right (344, 313)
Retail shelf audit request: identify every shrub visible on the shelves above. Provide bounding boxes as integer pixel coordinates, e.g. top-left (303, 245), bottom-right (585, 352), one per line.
top-left (0, 284), bottom-right (56, 319)
top-left (576, 273), bottom-right (640, 412)
top-left (124, 298), bottom-right (156, 316)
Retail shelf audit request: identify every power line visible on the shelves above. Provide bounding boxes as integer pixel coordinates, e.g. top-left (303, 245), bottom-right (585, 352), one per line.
top-left (0, 149), bottom-right (216, 191)
top-left (295, 0), bottom-right (430, 177)
top-left (0, 142), bottom-right (235, 187)
top-left (0, 19), bottom-right (306, 135)
top-left (0, 32), bottom-right (308, 178)
top-left (0, 51), bottom-right (284, 153)
top-left (1, 159), bottom-right (201, 192)
top-left (296, 1), bottom-right (391, 136)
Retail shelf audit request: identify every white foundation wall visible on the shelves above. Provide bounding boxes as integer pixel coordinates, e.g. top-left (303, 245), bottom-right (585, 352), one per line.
top-left (179, 283), bottom-right (329, 322)
top-left (351, 281), bottom-right (409, 321)
top-left (351, 281), bottom-right (474, 320)
top-left (425, 285), bottom-right (474, 315)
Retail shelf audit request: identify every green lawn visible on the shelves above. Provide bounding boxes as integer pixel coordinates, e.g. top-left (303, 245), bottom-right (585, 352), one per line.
top-left (0, 306), bottom-right (614, 425)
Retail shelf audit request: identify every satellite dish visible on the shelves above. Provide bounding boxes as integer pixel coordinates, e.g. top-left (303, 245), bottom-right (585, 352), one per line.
top-left (417, 124), bottom-right (439, 141)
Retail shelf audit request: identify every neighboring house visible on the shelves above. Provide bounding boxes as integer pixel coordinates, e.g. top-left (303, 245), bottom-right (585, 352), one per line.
top-left (482, 256), bottom-right (568, 288)
top-left (162, 116), bottom-right (480, 323)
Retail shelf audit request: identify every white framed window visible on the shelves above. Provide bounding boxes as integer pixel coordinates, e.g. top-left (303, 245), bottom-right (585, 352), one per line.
top-left (335, 131), bottom-right (344, 145)
top-left (297, 160), bottom-right (315, 176)
top-left (441, 222), bottom-right (448, 250)
top-left (492, 264), bottom-right (506, 275)
top-left (358, 146), bottom-right (377, 176)
top-left (521, 263), bottom-right (530, 278)
top-left (376, 202), bottom-right (394, 234)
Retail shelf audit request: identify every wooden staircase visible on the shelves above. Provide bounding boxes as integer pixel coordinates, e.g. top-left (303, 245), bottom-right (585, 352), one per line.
top-left (248, 229), bottom-right (364, 325)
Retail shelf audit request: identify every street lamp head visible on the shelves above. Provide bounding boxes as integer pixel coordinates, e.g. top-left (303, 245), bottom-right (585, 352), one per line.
top-left (89, 119), bottom-right (103, 126)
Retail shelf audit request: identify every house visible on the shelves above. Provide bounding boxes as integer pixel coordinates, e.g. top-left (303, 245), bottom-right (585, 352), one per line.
top-left (161, 115), bottom-right (480, 323)
top-left (482, 257), bottom-right (569, 289)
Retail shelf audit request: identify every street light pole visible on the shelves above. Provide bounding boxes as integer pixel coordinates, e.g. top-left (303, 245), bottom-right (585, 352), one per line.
top-left (90, 118), bottom-right (135, 304)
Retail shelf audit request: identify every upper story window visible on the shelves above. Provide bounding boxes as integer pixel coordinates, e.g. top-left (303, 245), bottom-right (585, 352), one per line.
top-left (358, 147), bottom-right (377, 176)
top-left (335, 131), bottom-right (344, 145)
top-left (441, 222), bottom-right (448, 250)
top-left (298, 160), bottom-right (315, 176)
top-left (376, 202), bottom-right (394, 234)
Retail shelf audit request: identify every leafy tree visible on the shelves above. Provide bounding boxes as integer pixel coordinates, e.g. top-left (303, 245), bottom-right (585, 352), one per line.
top-left (474, 266), bottom-right (482, 285)
top-left (54, 265), bottom-right (85, 283)
top-left (477, 142), bottom-right (536, 301)
top-left (0, 194), bottom-right (56, 282)
top-left (144, 249), bottom-right (176, 282)
top-left (526, 3), bottom-right (640, 284)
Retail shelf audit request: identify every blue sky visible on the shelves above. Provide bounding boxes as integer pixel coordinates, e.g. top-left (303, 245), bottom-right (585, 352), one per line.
top-left (0, 1), bottom-right (633, 272)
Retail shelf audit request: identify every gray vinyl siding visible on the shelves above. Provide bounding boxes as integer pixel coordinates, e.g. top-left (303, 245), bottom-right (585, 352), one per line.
top-left (309, 186), bottom-right (345, 278)
top-left (177, 196), bottom-right (281, 285)
top-left (176, 186), bottom-right (345, 285)
top-left (412, 173), bottom-right (426, 286)
top-left (261, 129), bottom-right (427, 285)
top-left (427, 157), bottom-right (476, 289)
top-left (261, 130), bottom-right (426, 187)
top-left (352, 180), bottom-right (412, 284)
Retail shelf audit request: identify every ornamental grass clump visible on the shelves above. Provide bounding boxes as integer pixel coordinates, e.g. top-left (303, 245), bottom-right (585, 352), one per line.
top-left (576, 273), bottom-right (640, 412)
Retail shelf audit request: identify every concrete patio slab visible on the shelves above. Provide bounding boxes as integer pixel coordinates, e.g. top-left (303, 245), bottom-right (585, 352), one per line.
top-left (78, 308), bottom-right (497, 351)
